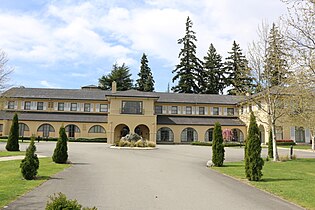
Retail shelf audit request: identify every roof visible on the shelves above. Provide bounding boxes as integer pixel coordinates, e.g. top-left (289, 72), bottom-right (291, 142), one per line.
top-left (106, 89), bottom-right (159, 98)
top-left (0, 111), bottom-right (108, 123)
top-left (157, 116), bottom-right (245, 126)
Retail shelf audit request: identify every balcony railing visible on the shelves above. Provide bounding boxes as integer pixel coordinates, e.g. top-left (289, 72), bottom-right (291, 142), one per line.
top-left (120, 108), bottom-right (144, 115)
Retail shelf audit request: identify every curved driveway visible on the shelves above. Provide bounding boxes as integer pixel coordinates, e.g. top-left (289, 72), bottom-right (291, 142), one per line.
top-left (3, 142), bottom-right (310, 210)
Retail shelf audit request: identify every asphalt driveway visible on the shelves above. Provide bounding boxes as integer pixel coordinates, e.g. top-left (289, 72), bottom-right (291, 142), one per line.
top-left (2, 142), bottom-right (311, 210)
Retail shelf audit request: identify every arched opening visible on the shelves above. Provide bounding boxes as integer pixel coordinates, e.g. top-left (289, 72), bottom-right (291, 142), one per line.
top-left (205, 128), bottom-right (214, 142)
top-left (114, 124), bottom-right (130, 142)
top-left (259, 125), bottom-right (265, 143)
top-left (295, 127), bottom-right (305, 143)
top-left (157, 127), bottom-right (174, 143)
top-left (65, 124), bottom-right (80, 138)
top-left (181, 127), bottom-right (198, 142)
top-left (134, 124), bottom-right (150, 140)
top-left (38, 124), bottom-right (55, 138)
top-left (232, 128), bottom-right (244, 142)
top-left (19, 123), bottom-right (29, 137)
top-left (88, 125), bottom-right (106, 133)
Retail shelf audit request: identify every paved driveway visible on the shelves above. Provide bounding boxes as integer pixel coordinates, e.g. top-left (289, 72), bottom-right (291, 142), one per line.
top-left (2, 142), bottom-right (311, 210)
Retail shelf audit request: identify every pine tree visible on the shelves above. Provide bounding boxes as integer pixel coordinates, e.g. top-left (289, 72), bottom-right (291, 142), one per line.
top-left (245, 112), bottom-right (264, 181)
top-left (202, 43), bottom-right (226, 94)
top-left (172, 16), bottom-right (203, 93)
top-left (225, 41), bottom-right (255, 95)
top-left (20, 136), bottom-right (39, 180)
top-left (212, 122), bottom-right (225, 167)
top-left (99, 63), bottom-right (133, 91)
top-left (52, 126), bottom-right (68, 164)
top-left (6, 113), bottom-right (19, 151)
top-left (268, 129), bottom-right (273, 158)
top-left (136, 53), bottom-right (155, 92)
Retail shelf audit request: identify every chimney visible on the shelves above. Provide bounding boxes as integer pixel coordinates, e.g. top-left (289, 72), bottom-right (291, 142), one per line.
top-left (112, 81), bottom-right (117, 93)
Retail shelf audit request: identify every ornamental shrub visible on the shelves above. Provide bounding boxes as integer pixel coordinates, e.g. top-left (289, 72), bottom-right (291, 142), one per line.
top-left (20, 136), bottom-right (39, 180)
top-left (268, 130), bottom-right (273, 159)
top-left (212, 122), bottom-right (225, 167)
top-left (6, 113), bottom-right (20, 151)
top-left (245, 112), bottom-right (264, 181)
top-left (52, 126), bottom-right (68, 164)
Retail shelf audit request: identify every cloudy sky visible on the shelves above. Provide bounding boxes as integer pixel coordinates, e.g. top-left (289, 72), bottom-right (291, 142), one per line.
top-left (0, 0), bottom-right (287, 92)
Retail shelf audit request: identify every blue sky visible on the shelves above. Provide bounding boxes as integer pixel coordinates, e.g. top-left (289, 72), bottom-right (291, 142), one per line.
top-left (0, 0), bottom-right (287, 92)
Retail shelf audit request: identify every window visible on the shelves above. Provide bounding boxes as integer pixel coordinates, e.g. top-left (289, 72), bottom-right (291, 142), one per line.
top-left (171, 106), bottom-right (178, 114)
top-left (84, 103), bottom-right (91, 112)
top-left (199, 107), bottom-right (205, 115)
top-left (186, 106), bottom-right (192, 114)
top-left (227, 108), bottom-right (234, 116)
top-left (213, 107), bottom-right (219, 115)
top-left (122, 101), bottom-right (142, 114)
top-left (0, 124), bottom-right (3, 132)
top-left (275, 126), bottom-right (283, 140)
top-left (19, 123), bottom-right (29, 136)
top-left (70, 103), bottom-right (77, 111)
top-left (38, 124), bottom-right (55, 138)
top-left (181, 128), bottom-right (198, 142)
top-left (37, 102), bottom-right (44, 110)
top-left (8, 101), bottom-right (15, 109)
top-left (155, 106), bottom-right (162, 114)
top-left (58, 102), bottom-right (64, 111)
top-left (157, 127), bottom-right (174, 142)
top-left (100, 104), bottom-right (108, 112)
top-left (205, 128), bottom-right (214, 142)
top-left (48, 102), bottom-right (54, 109)
top-left (24, 101), bottom-right (31, 110)
top-left (88, 125), bottom-right (105, 133)
top-left (241, 106), bottom-right (244, 114)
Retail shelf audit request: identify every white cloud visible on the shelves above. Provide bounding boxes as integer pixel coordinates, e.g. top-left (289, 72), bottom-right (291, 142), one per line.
top-left (40, 80), bottom-right (61, 88)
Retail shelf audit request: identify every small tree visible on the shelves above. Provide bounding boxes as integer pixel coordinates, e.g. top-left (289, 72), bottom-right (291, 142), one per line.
top-left (212, 122), bottom-right (225, 166)
top-left (20, 136), bottom-right (39, 180)
top-left (245, 112), bottom-right (264, 181)
top-left (268, 129), bottom-right (273, 158)
top-left (6, 113), bottom-right (19, 151)
top-left (52, 126), bottom-right (68, 164)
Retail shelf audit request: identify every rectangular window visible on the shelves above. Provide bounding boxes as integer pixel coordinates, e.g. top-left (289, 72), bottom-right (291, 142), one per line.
top-left (8, 101), bottom-right (15, 109)
top-left (186, 106), bottom-right (192, 114)
top-left (276, 126), bottom-right (283, 140)
top-left (24, 101), bottom-right (31, 110)
top-left (122, 101), bottom-right (142, 114)
top-left (227, 108), bottom-right (234, 116)
top-left (70, 103), bottom-right (77, 111)
top-left (58, 102), bottom-right (64, 111)
top-left (37, 102), bottom-right (44, 110)
top-left (155, 106), bottom-right (162, 114)
top-left (199, 107), bottom-right (205, 115)
top-left (100, 104), bottom-right (108, 112)
top-left (0, 124), bottom-right (3, 132)
top-left (84, 103), bottom-right (91, 112)
top-left (171, 106), bottom-right (178, 114)
top-left (48, 102), bottom-right (54, 109)
top-left (213, 107), bottom-right (219, 115)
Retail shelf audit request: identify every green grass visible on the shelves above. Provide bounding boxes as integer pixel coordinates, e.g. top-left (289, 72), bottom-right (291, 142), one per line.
top-left (0, 151), bottom-right (25, 157)
top-left (279, 145), bottom-right (312, 150)
top-left (0, 158), bottom-right (70, 208)
top-left (212, 159), bottom-right (315, 210)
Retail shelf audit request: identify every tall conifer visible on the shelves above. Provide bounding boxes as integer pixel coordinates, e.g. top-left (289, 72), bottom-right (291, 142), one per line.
top-left (212, 122), bottom-right (225, 167)
top-left (6, 113), bottom-right (19, 151)
top-left (136, 53), bottom-right (155, 92)
top-left (52, 126), bottom-right (68, 164)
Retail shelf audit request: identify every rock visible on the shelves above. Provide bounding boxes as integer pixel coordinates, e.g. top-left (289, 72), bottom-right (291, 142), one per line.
top-left (206, 159), bottom-right (214, 167)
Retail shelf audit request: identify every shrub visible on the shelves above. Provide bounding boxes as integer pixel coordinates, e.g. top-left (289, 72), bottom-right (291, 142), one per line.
top-left (20, 136), bottom-right (39, 180)
top-left (245, 112), bottom-right (264, 181)
top-left (135, 140), bottom-right (144, 147)
top-left (147, 141), bottom-right (156, 147)
top-left (6, 113), bottom-right (20, 151)
top-left (279, 155), bottom-right (289, 162)
top-left (191, 141), bottom-right (212, 146)
top-left (52, 126), bottom-right (68, 164)
top-left (268, 130), bottom-right (273, 158)
top-left (118, 140), bottom-right (131, 147)
top-left (212, 122), bottom-right (225, 167)
top-left (45, 192), bottom-right (97, 210)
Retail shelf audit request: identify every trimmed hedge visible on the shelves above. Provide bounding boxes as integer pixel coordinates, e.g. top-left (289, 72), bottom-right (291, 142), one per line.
top-left (266, 140), bottom-right (296, 146)
top-left (191, 141), bottom-right (244, 147)
top-left (0, 136), bottom-right (107, 143)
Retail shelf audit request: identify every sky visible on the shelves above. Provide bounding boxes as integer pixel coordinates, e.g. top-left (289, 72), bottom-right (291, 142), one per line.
top-left (0, 0), bottom-right (288, 92)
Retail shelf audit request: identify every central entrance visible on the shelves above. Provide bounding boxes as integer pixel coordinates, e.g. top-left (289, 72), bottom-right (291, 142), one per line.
top-left (134, 124), bottom-right (150, 140)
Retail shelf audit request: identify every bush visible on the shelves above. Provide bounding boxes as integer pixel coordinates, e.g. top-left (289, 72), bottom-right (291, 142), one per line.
top-left (135, 139), bottom-right (144, 147)
top-left (45, 192), bottom-right (97, 210)
top-left (191, 141), bottom-right (212, 146)
top-left (268, 130), bottom-right (273, 158)
top-left (6, 113), bottom-right (20, 151)
top-left (212, 122), bottom-right (225, 167)
top-left (52, 126), bottom-right (68, 164)
top-left (147, 141), bottom-right (156, 147)
top-left (20, 136), bottom-right (39, 180)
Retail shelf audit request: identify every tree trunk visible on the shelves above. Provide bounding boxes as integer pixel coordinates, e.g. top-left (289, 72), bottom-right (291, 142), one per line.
top-left (271, 122), bottom-right (279, 161)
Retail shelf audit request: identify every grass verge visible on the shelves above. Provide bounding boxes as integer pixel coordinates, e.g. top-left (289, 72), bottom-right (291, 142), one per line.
top-left (212, 159), bottom-right (315, 210)
top-left (0, 151), bottom-right (26, 157)
top-left (0, 158), bottom-right (70, 208)
top-left (279, 145), bottom-right (312, 150)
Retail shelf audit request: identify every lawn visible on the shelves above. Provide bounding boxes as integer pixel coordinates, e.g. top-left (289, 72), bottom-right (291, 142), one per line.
top-left (212, 159), bottom-right (315, 210)
top-left (279, 145), bottom-right (312, 150)
top-left (0, 158), bottom-right (70, 208)
top-left (0, 151), bottom-right (26, 157)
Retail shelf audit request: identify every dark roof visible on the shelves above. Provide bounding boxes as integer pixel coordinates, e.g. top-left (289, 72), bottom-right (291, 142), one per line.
top-left (157, 115), bottom-right (245, 126)
top-left (0, 111), bottom-right (107, 123)
top-left (106, 89), bottom-right (159, 98)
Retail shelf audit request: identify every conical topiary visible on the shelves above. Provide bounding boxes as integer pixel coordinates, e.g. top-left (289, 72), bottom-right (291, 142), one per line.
top-left (52, 126), bottom-right (68, 164)
top-left (20, 136), bottom-right (39, 180)
top-left (268, 129), bottom-right (273, 159)
top-left (212, 122), bottom-right (225, 166)
top-left (6, 113), bottom-right (20, 151)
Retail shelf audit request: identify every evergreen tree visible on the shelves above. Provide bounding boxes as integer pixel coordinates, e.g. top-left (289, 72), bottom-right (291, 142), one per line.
top-left (52, 126), bottom-right (68, 164)
top-left (212, 122), bottom-right (225, 167)
top-left (202, 43), bottom-right (226, 94)
top-left (136, 53), bottom-right (155, 92)
top-left (172, 16), bottom-right (203, 93)
top-left (245, 112), bottom-right (264, 181)
top-left (99, 63), bottom-right (133, 91)
top-left (264, 23), bottom-right (289, 87)
top-left (20, 136), bottom-right (39, 180)
top-left (6, 113), bottom-right (19, 151)
top-left (225, 41), bottom-right (255, 95)
top-left (268, 129), bottom-right (273, 158)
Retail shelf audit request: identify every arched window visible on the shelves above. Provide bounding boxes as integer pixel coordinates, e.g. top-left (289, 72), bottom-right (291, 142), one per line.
top-left (19, 123), bottom-right (29, 136)
top-left (205, 128), bottom-right (214, 142)
top-left (38, 124), bottom-right (55, 138)
top-left (65, 124), bottom-right (80, 138)
top-left (157, 127), bottom-right (174, 142)
top-left (181, 127), bottom-right (198, 142)
top-left (295, 127), bottom-right (305, 143)
top-left (232, 129), bottom-right (244, 142)
top-left (88, 125), bottom-right (105, 133)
